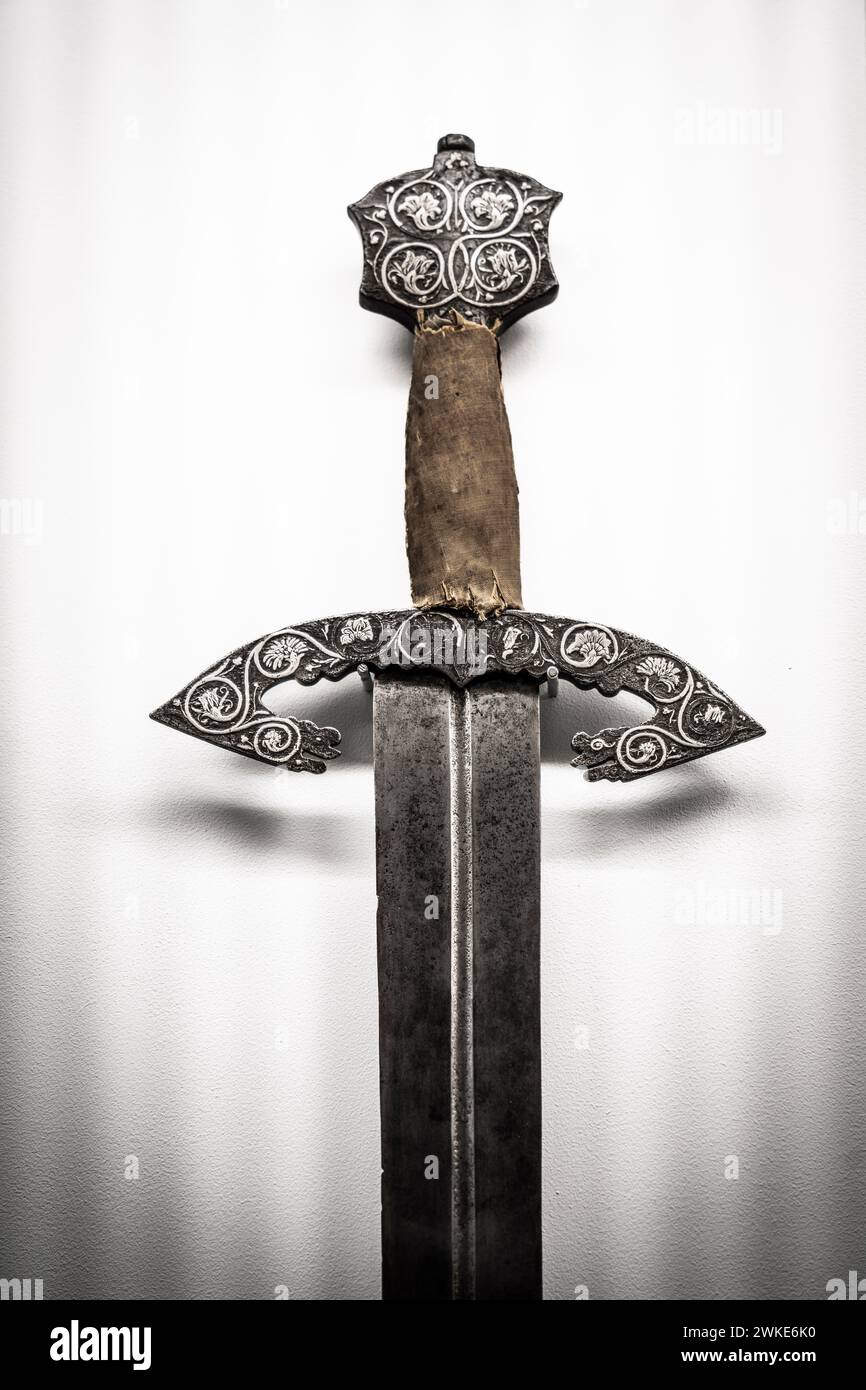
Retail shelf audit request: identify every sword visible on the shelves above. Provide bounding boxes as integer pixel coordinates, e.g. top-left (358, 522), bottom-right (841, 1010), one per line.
top-left (151, 134), bottom-right (765, 1300)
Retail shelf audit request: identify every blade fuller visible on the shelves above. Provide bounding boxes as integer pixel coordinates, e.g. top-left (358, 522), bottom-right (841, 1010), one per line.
top-left (373, 672), bottom-right (541, 1300)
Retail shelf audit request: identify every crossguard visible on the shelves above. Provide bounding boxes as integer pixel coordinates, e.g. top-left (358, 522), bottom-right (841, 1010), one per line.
top-left (348, 134), bottom-right (561, 332)
top-left (151, 610), bottom-right (764, 782)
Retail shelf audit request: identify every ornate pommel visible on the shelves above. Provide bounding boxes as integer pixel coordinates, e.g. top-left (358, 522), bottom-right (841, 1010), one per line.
top-left (348, 133), bottom-right (562, 332)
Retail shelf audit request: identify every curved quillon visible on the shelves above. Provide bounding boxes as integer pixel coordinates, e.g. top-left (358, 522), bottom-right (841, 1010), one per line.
top-left (150, 609), bottom-right (764, 781)
top-left (348, 133), bottom-right (562, 333)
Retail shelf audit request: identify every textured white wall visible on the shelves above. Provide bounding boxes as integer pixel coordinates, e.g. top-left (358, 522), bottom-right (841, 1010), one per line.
top-left (1, 0), bottom-right (864, 1300)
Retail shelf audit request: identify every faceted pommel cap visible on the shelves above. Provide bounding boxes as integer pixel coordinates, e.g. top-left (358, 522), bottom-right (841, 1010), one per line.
top-left (348, 133), bottom-right (562, 332)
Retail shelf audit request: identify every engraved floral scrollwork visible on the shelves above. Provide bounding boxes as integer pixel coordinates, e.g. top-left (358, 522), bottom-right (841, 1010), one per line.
top-left (348, 142), bottom-right (561, 329)
top-left (635, 655), bottom-right (681, 693)
top-left (390, 180), bottom-right (453, 232)
top-left (462, 180), bottom-right (520, 233)
top-left (383, 245), bottom-right (444, 302)
top-left (188, 680), bottom-right (242, 724)
top-left (473, 241), bottom-right (532, 294)
top-left (619, 731), bottom-right (668, 771)
top-left (260, 634), bottom-right (307, 674)
top-left (153, 609), bottom-right (764, 780)
top-left (560, 624), bottom-right (618, 669)
top-left (496, 616), bottom-right (540, 667)
top-left (681, 694), bottom-right (734, 744)
top-left (339, 616), bottom-right (375, 645)
top-left (251, 721), bottom-right (302, 763)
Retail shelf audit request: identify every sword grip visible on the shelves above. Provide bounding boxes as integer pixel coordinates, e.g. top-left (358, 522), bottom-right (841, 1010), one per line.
top-left (405, 317), bottom-right (522, 619)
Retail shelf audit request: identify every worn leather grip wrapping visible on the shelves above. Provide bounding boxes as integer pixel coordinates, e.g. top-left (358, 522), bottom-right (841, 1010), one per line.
top-left (405, 317), bottom-right (522, 619)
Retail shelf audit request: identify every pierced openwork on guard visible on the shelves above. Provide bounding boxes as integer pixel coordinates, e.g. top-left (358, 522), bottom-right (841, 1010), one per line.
top-left (152, 134), bottom-right (764, 1303)
top-left (151, 609), bottom-right (764, 782)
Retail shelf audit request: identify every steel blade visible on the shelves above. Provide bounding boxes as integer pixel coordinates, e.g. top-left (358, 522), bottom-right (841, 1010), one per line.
top-left (373, 671), bottom-right (541, 1300)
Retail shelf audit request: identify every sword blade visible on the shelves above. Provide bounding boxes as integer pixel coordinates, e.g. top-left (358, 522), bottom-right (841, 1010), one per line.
top-left (373, 671), bottom-right (541, 1300)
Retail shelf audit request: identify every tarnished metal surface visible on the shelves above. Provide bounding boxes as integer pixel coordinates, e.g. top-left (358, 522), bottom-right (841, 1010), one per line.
top-left (373, 673), bottom-right (541, 1300)
top-left (374, 675), bottom-right (452, 1299)
top-left (150, 133), bottom-right (767, 1304)
top-left (469, 678), bottom-right (541, 1299)
top-left (448, 684), bottom-right (475, 1300)
top-left (348, 134), bottom-right (561, 333)
top-left (151, 607), bottom-right (764, 781)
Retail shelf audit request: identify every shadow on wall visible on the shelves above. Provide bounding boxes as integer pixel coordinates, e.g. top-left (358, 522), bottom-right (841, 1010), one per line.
top-left (144, 675), bottom-right (769, 869)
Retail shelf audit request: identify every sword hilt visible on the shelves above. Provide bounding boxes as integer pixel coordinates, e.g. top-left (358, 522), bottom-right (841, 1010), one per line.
top-left (154, 138), bottom-right (765, 788)
top-left (349, 135), bottom-right (561, 619)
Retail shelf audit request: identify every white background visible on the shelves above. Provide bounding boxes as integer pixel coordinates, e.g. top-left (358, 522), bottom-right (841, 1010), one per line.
top-left (1, 0), bottom-right (864, 1299)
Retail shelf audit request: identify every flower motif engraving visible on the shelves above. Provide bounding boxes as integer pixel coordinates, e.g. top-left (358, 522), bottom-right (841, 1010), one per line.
top-left (398, 190), bottom-right (442, 230)
top-left (348, 147), bottom-right (562, 327)
top-left (388, 249), bottom-right (439, 296)
top-left (340, 616), bottom-right (374, 645)
top-left (261, 634), bottom-right (307, 673)
top-left (191, 684), bottom-right (236, 721)
top-left (636, 656), bottom-right (681, 692)
top-left (476, 243), bottom-right (529, 292)
top-left (469, 187), bottom-right (514, 229)
top-left (155, 609), bottom-right (763, 781)
top-left (501, 625), bottom-right (524, 658)
top-left (634, 739), bottom-right (662, 764)
top-left (565, 627), bottom-right (613, 665)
